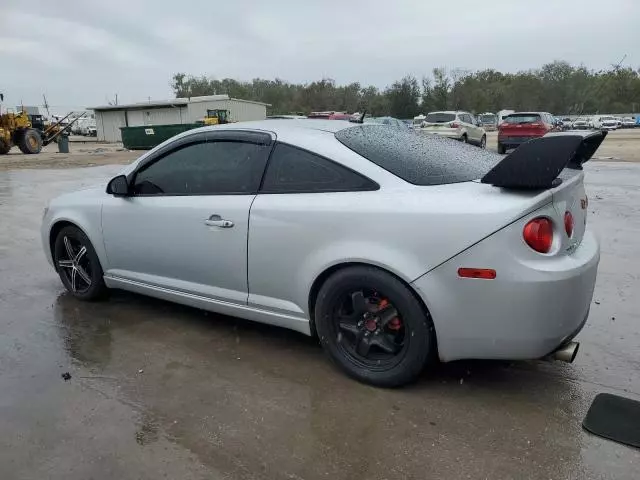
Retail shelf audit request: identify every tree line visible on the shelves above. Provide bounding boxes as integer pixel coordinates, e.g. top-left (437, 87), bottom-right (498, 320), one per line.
top-left (171, 61), bottom-right (640, 119)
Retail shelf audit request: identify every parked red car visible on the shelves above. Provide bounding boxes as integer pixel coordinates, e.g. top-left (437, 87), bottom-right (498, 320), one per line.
top-left (498, 112), bottom-right (558, 154)
top-left (307, 111), bottom-right (352, 120)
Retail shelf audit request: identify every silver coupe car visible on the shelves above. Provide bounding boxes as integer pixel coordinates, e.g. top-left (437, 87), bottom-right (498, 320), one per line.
top-left (41, 120), bottom-right (604, 386)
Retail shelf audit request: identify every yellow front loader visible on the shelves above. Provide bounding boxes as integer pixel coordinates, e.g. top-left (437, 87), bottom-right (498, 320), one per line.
top-left (0, 110), bottom-right (43, 154)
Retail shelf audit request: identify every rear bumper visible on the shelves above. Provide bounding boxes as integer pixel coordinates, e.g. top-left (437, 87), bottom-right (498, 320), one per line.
top-left (411, 226), bottom-right (600, 362)
top-left (421, 129), bottom-right (461, 140)
top-left (498, 135), bottom-right (542, 146)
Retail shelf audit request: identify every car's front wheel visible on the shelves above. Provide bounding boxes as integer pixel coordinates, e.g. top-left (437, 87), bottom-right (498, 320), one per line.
top-left (315, 266), bottom-right (435, 387)
top-left (54, 226), bottom-right (108, 300)
top-left (479, 135), bottom-right (487, 149)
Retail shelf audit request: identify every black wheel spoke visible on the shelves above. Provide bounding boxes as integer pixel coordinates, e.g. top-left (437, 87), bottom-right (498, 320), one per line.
top-left (63, 236), bottom-right (75, 259)
top-left (75, 265), bottom-right (92, 286)
top-left (337, 315), bottom-right (359, 336)
top-left (354, 330), bottom-right (372, 357)
top-left (70, 267), bottom-right (78, 292)
top-left (74, 246), bottom-right (87, 263)
top-left (350, 291), bottom-right (367, 316)
top-left (58, 259), bottom-right (74, 269)
top-left (378, 305), bottom-right (398, 327)
top-left (372, 334), bottom-right (400, 354)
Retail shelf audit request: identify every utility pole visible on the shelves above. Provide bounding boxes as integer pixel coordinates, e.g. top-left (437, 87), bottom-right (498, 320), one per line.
top-left (43, 94), bottom-right (51, 117)
top-left (115, 93), bottom-right (118, 105)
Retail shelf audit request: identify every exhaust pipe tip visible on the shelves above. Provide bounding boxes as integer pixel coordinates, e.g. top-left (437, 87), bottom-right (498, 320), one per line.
top-left (552, 341), bottom-right (580, 363)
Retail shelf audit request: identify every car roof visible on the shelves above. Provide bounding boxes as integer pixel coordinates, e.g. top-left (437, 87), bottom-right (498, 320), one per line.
top-left (200, 119), bottom-right (356, 135)
top-left (507, 112), bottom-right (546, 115)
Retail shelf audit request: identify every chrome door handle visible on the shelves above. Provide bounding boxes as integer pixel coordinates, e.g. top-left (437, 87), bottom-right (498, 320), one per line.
top-left (204, 215), bottom-right (234, 228)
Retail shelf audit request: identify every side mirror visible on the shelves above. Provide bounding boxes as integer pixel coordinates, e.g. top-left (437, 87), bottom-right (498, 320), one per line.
top-left (106, 175), bottom-right (130, 196)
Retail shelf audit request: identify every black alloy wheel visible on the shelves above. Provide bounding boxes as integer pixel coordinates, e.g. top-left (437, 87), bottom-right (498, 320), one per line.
top-left (333, 288), bottom-right (408, 369)
top-left (315, 266), bottom-right (435, 387)
top-left (54, 226), bottom-right (107, 300)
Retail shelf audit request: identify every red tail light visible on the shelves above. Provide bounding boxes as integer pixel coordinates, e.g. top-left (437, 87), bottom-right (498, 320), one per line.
top-left (450, 122), bottom-right (460, 128)
top-left (523, 217), bottom-right (553, 253)
top-left (564, 211), bottom-right (574, 237)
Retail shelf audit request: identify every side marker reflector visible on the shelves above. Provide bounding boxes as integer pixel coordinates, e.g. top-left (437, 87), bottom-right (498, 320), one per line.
top-left (458, 268), bottom-right (496, 280)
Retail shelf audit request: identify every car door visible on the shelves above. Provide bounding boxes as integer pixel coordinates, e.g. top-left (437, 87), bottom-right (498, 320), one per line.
top-left (247, 142), bottom-right (379, 319)
top-left (101, 130), bottom-right (272, 304)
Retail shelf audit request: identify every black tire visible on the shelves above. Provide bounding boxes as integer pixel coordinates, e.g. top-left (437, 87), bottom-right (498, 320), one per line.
top-left (497, 142), bottom-right (506, 154)
top-left (315, 266), bottom-right (435, 387)
top-left (17, 128), bottom-right (42, 154)
top-left (479, 135), bottom-right (487, 149)
top-left (0, 139), bottom-right (10, 155)
top-left (460, 134), bottom-right (468, 144)
top-left (53, 226), bottom-right (108, 301)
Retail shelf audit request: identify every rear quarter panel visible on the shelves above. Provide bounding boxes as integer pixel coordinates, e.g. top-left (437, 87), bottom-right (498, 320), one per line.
top-left (247, 183), bottom-right (553, 318)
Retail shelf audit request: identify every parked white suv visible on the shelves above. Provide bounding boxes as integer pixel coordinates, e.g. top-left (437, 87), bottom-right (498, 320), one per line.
top-left (593, 116), bottom-right (618, 130)
top-left (419, 111), bottom-right (487, 148)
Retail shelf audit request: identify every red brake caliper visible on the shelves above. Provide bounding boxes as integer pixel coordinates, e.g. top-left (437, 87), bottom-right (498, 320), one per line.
top-left (379, 299), bottom-right (402, 331)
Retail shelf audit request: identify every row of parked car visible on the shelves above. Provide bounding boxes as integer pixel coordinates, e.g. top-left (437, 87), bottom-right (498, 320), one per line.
top-left (561, 116), bottom-right (637, 131)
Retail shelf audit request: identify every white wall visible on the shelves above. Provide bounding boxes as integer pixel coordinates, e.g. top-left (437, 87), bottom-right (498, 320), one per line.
top-left (127, 107), bottom-right (186, 126)
top-left (96, 110), bottom-right (126, 142)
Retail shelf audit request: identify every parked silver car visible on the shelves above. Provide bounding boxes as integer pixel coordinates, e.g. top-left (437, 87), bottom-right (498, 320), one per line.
top-left (41, 121), bottom-right (603, 386)
top-left (419, 111), bottom-right (487, 148)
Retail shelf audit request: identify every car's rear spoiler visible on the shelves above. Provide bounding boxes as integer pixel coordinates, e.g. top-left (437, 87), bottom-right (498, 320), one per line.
top-left (481, 130), bottom-right (607, 189)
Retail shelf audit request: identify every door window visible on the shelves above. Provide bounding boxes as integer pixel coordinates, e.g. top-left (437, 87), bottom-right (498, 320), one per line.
top-left (260, 143), bottom-right (377, 193)
top-left (133, 140), bottom-right (269, 195)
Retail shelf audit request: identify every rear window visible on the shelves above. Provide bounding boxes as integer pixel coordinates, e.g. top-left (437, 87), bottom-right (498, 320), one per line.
top-left (504, 114), bottom-right (541, 124)
top-left (425, 112), bottom-right (456, 123)
top-left (335, 124), bottom-right (501, 186)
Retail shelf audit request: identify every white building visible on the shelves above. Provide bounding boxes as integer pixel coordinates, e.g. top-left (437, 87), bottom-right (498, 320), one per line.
top-left (92, 95), bottom-right (269, 142)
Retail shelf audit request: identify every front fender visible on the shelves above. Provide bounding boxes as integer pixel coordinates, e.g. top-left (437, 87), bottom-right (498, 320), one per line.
top-left (42, 203), bottom-right (106, 271)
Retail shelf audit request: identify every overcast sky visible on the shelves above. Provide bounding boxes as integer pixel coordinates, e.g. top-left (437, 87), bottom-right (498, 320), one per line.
top-left (1, 0), bottom-right (638, 112)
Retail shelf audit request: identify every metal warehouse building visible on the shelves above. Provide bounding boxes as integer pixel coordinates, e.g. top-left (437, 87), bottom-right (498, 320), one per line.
top-left (92, 95), bottom-right (269, 142)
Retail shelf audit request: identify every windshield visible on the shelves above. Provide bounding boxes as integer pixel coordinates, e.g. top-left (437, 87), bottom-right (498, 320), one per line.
top-left (425, 113), bottom-right (456, 123)
top-left (479, 114), bottom-right (496, 123)
top-left (335, 124), bottom-right (500, 186)
top-left (600, 116), bottom-right (615, 121)
top-left (504, 114), bottom-right (541, 124)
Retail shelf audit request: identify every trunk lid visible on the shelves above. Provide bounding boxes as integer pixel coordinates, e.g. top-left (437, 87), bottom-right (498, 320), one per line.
top-left (499, 113), bottom-right (546, 137)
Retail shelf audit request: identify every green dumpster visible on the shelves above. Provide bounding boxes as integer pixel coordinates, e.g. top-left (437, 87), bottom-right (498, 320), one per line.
top-left (120, 123), bottom-right (200, 150)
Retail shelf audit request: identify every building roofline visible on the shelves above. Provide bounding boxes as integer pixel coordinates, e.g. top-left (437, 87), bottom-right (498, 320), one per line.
top-left (92, 95), bottom-right (270, 111)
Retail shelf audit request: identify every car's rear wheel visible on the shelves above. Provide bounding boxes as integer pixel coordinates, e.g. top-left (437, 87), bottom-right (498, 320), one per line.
top-left (497, 142), bottom-right (506, 154)
top-left (54, 226), bottom-right (107, 300)
top-left (315, 266), bottom-right (435, 387)
top-left (461, 134), bottom-right (468, 144)
top-left (479, 135), bottom-right (487, 149)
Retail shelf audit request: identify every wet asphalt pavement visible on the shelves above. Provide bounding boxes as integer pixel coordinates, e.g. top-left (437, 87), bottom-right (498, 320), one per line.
top-left (0, 164), bottom-right (639, 480)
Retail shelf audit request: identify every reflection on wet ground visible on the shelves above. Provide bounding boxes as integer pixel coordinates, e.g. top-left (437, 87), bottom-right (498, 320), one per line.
top-left (0, 165), bottom-right (639, 479)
